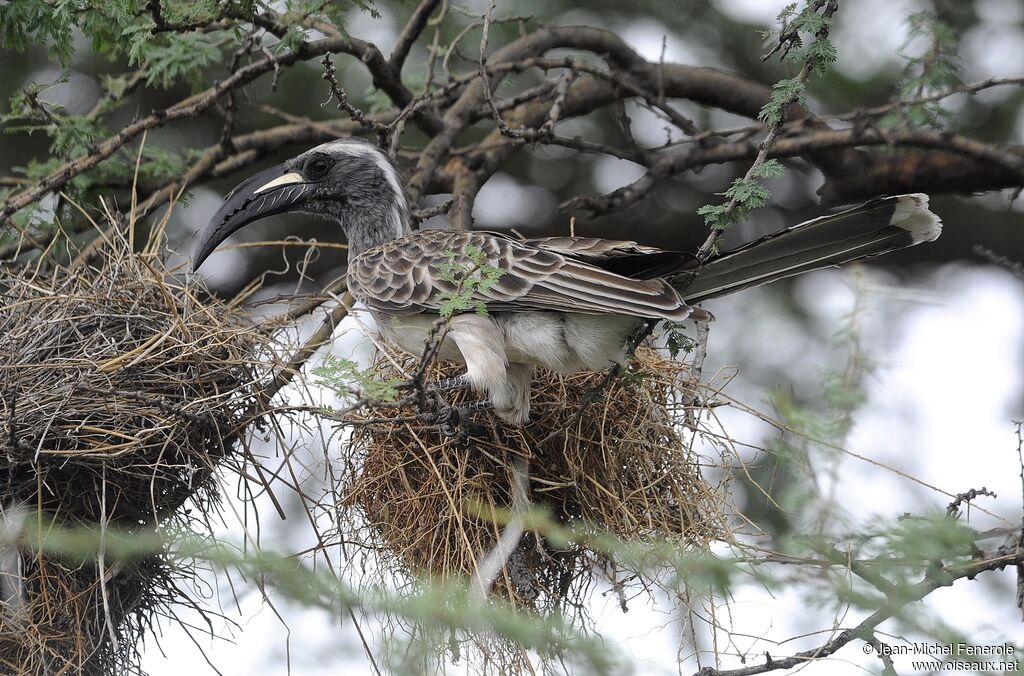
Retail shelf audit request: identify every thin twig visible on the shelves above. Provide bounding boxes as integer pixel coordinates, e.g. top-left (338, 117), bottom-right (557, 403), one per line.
top-left (691, 541), bottom-right (1023, 676)
top-left (694, 0), bottom-right (839, 262)
top-left (98, 466), bottom-right (120, 654)
top-left (389, 0), bottom-right (444, 73)
top-left (321, 54), bottom-right (391, 141)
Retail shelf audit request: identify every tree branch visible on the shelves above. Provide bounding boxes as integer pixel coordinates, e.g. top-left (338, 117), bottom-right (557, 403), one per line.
top-left (562, 126), bottom-right (1024, 217)
top-left (0, 34), bottom-right (363, 225)
top-left (694, 542), bottom-right (1023, 676)
top-left (389, 0), bottom-right (444, 73)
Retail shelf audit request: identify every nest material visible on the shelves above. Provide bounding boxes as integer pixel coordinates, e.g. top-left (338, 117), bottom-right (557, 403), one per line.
top-left (345, 345), bottom-right (728, 611)
top-left (0, 245), bottom-right (270, 674)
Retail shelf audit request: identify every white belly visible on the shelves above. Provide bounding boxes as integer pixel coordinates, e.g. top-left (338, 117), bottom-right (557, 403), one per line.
top-left (376, 311), bottom-right (639, 372)
top-left (375, 313), bottom-right (468, 363)
top-left (374, 311), bottom-right (641, 424)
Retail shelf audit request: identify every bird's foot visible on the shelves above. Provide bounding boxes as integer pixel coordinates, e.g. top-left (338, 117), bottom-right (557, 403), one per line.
top-left (434, 404), bottom-right (461, 437)
top-left (433, 398), bottom-right (493, 437)
top-left (430, 373), bottom-right (472, 393)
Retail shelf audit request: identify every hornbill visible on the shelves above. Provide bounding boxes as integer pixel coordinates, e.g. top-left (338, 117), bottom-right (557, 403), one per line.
top-left (192, 138), bottom-right (941, 424)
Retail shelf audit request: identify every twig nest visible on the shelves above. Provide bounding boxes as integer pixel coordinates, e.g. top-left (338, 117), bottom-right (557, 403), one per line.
top-left (344, 345), bottom-right (728, 610)
top-left (1, 252), bottom-right (266, 523)
top-left (0, 245), bottom-right (272, 674)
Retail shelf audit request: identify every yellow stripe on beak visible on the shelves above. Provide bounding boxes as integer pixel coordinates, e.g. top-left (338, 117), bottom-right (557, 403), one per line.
top-left (253, 171), bottom-right (305, 194)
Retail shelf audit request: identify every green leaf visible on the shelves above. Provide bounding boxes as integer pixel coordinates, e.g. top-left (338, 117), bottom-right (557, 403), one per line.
top-left (776, 3), bottom-right (798, 22)
top-left (751, 159), bottom-right (785, 179)
top-left (312, 356), bottom-right (401, 403)
top-left (696, 204), bottom-right (729, 230)
top-left (128, 31), bottom-right (226, 90)
top-left (723, 177), bottom-right (771, 208)
top-left (758, 77), bottom-right (806, 127)
top-left (793, 9), bottom-right (826, 35)
top-left (893, 11), bottom-right (962, 129)
top-left (662, 321), bottom-right (696, 360)
top-left (0, 0), bottom-right (79, 66)
top-left (437, 247), bottom-right (504, 318)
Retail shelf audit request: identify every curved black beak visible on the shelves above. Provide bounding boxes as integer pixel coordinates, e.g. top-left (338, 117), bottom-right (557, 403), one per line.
top-left (192, 164), bottom-right (313, 271)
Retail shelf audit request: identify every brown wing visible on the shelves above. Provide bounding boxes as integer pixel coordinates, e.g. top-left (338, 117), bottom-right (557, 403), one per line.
top-left (347, 230), bottom-right (703, 320)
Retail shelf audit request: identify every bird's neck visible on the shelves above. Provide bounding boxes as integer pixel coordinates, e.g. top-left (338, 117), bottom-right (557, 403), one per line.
top-left (340, 198), bottom-right (411, 260)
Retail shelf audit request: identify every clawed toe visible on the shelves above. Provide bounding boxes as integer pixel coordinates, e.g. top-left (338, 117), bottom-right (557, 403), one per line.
top-left (433, 399), bottom-right (494, 437)
top-left (434, 405), bottom-right (461, 437)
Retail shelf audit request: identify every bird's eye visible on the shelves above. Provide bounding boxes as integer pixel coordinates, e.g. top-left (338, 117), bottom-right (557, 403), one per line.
top-left (305, 156), bottom-right (333, 179)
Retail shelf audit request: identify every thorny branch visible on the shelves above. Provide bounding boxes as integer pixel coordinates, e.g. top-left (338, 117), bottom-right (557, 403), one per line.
top-left (321, 53), bottom-right (391, 142)
top-left (562, 124), bottom-right (1024, 217)
top-left (693, 539), bottom-right (1024, 676)
top-left (694, 0), bottom-right (838, 262)
top-left (478, 1), bottom-right (574, 143)
top-left (1016, 420), bottom-right (1024, 619)
top-left (3, 19), bottom-right (1023, 245)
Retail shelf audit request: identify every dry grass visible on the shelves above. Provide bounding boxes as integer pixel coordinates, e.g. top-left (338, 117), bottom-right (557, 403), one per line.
top-left (0, 236), bottom-right (274, 675)
top-left (343, 345), bottom-right (729, 613)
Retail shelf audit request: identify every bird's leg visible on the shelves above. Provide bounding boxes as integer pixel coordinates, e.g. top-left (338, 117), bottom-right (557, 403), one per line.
top-left (430, 372), bottom-right (473, 393)
top-left (460, 399), bottom-right (494, 413)
top-left (396, 373), bottom-right (471, 410)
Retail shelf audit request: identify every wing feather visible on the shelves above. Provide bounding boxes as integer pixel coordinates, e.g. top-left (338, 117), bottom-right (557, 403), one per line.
top-left (523, 235), bottom-right (694, 279)
top-left (347, 229), bottom-right (703, 320)
top-left (523, 236), bottom-right (664, 259)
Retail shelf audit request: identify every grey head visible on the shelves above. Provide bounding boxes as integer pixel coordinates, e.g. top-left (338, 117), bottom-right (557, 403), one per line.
top-left (192, 138), bottom-right (410, 270)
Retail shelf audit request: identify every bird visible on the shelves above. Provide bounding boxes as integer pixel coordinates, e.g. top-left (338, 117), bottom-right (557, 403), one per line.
top-left (192, 138), bottom-right (941, 424)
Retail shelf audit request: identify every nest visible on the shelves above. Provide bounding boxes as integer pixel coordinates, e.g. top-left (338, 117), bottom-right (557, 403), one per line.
top-left (344, 345), bottom-right (728, 614)
top-left (0, 243), bottom-right (271, 675)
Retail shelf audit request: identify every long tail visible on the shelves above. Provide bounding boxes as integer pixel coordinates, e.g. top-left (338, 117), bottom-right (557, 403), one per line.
top-left (679, 194), bottom-right (942, 304)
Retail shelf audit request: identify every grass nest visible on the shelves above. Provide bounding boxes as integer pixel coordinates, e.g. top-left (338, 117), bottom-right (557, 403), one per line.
top-left (344, 344), bottom-right (729, 613)
top-left (0, 240), bottom-right (272, 675)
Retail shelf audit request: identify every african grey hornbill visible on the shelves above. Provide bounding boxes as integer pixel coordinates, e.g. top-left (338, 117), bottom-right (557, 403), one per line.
top-left (192, 138), bottom-right (941, 424)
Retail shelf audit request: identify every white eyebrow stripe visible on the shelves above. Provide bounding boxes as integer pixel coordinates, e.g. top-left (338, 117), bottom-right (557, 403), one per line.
top-left (320, 140), bottom-right (409, 230)
top-left (253, 171), bottom-right (305, 194)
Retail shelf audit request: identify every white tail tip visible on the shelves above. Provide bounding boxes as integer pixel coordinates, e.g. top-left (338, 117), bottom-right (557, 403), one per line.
top-left (891, 194), bottom-right (942, 244)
